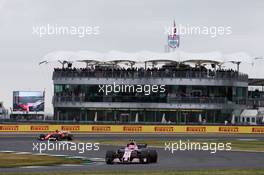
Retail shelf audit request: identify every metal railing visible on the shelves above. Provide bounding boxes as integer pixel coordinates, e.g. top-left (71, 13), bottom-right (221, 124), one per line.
top-left (53, 96), bottom-right (233, 104)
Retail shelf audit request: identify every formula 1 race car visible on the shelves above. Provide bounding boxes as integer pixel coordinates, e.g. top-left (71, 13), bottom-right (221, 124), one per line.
top-left (38, 130), bottom-right (73, 141)
top-left (105, 140), bottom-right (157, 164)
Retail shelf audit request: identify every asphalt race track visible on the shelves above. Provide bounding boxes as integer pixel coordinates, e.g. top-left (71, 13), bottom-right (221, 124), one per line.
top-left (0, 133), bottom-right (264, 173)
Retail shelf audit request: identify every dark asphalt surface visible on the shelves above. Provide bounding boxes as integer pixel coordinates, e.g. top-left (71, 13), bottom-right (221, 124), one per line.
top-left (0, 133), bottom-right (264, 173)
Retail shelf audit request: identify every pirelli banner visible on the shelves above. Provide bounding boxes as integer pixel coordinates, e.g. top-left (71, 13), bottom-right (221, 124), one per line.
top-left (0, 125), bottom-right (264, 134)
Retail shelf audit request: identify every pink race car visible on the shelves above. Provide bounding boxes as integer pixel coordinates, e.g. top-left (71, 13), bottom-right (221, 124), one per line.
top-left (105, 140), bottom-right (157, 164)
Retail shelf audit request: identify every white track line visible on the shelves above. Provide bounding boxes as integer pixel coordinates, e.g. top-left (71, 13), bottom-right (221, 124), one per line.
top-left (14, 152), bottom-right (31, 155)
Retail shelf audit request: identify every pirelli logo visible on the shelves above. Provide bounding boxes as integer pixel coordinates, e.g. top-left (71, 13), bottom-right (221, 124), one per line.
top-left (61, 125), bottom-right (80, 131)
top-left (154, 126), bottom-right (174, 132)
top-left (219, 127), bottom-right (239, 133)
top-left (30, 125), bottom-right (49, 131)
top-left (252, 127), bottom-right (264, 133)
top-left (92, 126), bottom-right (111, 132)
top-left (186, 127), bottom-right (206, 132)
top-left (123, 126), bottom-right (142, 132)
top-left (0, 125), bottom-right (19, 131)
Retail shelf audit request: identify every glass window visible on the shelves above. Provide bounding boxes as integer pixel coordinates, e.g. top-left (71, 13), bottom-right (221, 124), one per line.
top-left (55, 85), bottom-right (63, 93)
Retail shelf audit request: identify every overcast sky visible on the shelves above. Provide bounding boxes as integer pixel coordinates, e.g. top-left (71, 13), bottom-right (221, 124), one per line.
top-left (0, 0), bottom-right (263, 113)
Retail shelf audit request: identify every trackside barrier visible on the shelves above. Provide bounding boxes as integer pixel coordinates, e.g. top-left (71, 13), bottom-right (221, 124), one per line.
top-left (0, 125), bottom-right (264, 134)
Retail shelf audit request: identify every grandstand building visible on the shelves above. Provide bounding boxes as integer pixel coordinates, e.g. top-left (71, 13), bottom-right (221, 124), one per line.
top-left (52, 58), bottom-right (250, 124)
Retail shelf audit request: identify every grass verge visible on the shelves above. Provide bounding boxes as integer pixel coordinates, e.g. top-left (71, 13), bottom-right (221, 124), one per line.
top-left (0, 153), bottom-right (84, 168)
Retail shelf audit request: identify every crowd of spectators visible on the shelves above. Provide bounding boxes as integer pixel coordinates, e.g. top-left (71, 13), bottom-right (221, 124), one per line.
top-left (53, 63), bottom-right (248, 81)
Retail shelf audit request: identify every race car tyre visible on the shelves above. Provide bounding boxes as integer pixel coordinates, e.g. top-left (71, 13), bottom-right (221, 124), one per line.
top-left (67, 137), bottom-right (72, 141)
top-left (38, 134), bottom-right (46, 141)
top-left (149, 150), bottom-right (158, 163)
top-left (67, 134), bottom-right (73, 141)
top-left (139, 150), bottom-right (150, 164)
top-left (105, 151), bottom-right (115, 164)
